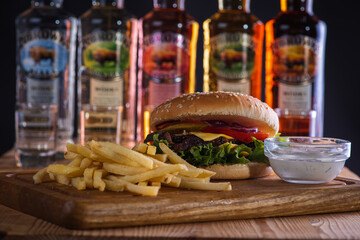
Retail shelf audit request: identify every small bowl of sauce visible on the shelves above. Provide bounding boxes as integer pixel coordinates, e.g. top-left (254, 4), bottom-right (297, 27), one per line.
top-left (264, 137), bottom-right (351, 184)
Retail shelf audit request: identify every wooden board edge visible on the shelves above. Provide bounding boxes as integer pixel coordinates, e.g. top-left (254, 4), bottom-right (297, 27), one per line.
top-left (2, 173), bottom-right (360, 229)
top-left (62, 184), bottom-right (360, 229)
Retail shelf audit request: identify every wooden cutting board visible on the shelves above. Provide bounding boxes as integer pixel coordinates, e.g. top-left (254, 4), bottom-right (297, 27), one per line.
top-left (1, 172), bottom-right (360, 229)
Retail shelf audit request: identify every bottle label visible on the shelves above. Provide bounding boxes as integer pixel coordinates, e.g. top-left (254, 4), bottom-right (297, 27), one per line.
top-left (210, 32), bottom-right (255, 94)
top-left (82, 30), bottom-right (130, 107)
top-left (19, 111), bottom-right (54, 130)
top-left (142, 32), bottom-right (190, 80)
top-left (27, 77), bottom-right (59, 104)
top-left (272, 34), bottom-right (318, 84)
top-left (19, 29), bottom-right (68, 104)
top-left (278, 83), bottom-right (312, 110)
top-left (83, 110), bottom-right (119, 131)
top-left (217, 79), bottom-right (250, 95)
top-left (82, 30), bottom-right (130, 77)
top-left (148, 81), bottom-right (181, 109)
top-left (90, 77), bottom-right (123, 106)
top-left (272, 34), bottom-right (319, 110)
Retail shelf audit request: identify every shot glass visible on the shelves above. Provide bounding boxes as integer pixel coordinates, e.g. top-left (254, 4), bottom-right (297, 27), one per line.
top-left (275, 108), bottom-right (316, 137)
top-left (80, 105), bottom-right (122, 145)
top-left (15, 103), bottom-right (57, 167)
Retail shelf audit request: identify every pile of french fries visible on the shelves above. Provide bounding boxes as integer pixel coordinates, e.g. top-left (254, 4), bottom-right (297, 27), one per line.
top-left (33, 141), bottom-right (232, 196)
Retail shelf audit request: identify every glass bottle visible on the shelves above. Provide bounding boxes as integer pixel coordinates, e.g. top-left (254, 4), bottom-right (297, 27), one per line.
top-left (203, 0), bottom-right (263, 99)
top-left (265, 0), bottom-right (326, 136)
top-left (137, 0), bottom-right (199, 140)
top-left (16, 0), bottom-right (77, 153)
top-left (79, 0), bottom-right (138, 147)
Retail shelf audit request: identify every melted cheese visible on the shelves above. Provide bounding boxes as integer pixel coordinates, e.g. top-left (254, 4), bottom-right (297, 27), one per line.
top-left (190, 132), bottom-right (233, 141)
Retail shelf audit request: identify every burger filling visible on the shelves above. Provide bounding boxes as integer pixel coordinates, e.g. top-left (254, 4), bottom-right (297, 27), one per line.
top-left (144, 120), bottom-right (270, 167)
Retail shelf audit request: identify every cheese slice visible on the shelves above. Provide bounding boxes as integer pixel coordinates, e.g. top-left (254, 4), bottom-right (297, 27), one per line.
top-left (190, 132), bottom-right (233, 141)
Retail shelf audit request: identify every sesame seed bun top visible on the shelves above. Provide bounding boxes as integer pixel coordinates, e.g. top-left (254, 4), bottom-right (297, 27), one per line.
top-left (150, 92), bottom-right (279, 137)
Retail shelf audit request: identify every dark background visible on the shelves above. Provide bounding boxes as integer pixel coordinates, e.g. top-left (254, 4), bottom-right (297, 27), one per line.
top-left (1, 0), bottom-right (359, 175)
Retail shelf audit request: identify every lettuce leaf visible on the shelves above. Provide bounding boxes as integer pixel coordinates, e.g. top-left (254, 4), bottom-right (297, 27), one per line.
top-left (152, 134), bottom-right (169, 154)
top-left (151, 134), bottom-right (269, 167)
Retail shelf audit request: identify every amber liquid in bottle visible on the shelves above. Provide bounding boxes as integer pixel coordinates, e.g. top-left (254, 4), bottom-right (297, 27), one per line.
top-left (137, 0), bottom-right (198, 140)
top-left (203, 0), bottom-right (263, 99)
top-left (265, 0), bottom-right (326, 136)
top-left (79, 0), bottom-right (138, 146)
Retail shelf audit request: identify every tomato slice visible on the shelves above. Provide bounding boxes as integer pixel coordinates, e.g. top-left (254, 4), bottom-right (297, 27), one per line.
top-left (202, 127), bottom-right (268, 143)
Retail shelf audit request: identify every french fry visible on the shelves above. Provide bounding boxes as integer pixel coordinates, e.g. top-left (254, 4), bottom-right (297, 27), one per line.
top-left (159, 143), bottom-right (216, 177)
top-left (149, 173), bottom-right (174, 184)
top-left (126, 183), bottom-right (160, 196)
top-left (159, 142), bottom-right (201, 169)
top-left (67, 156), bottom-right (84, 167)
top-left (66, 143), bottom-right (92, 159)
top-left (99, 142), bottom-right (154, 169)
top-left (93, 169), bottom-right (107, 191)
top-left (34, 140), bottom-right (233, 196)
top-left (197, 171), bottom-right (217, 178)
top-left (146, 145), bottom-right (157, 156)
top-left (180, 176), bottom-right (210, 183)
top-left (178, 169), bottom-right (201, 178)
top-left (33, 167), bottom-right (48, 184)
top-left (71, 177), bottom-right (86, 190)
top-left (64, 151), bottom-right (80, 160)
top-left (89, 152), bottom-right (113, 163)
top-left (92, 161), bottom-right (102, 167)
top-left (180, 181), bottom-right (232, 191)
top-left (144, 155), bottom-right (169, 167)
top-left (107, 176), bottom-right (160, 197)
top-left (47, 164), bottom-right (84, 178)
top-left (49, 173), bottom-right (55, 180)
top-left (138, 181), bottom-right (148, 186)
top-left (84, 167), bottom-right (97, 188)
top-left (118, 164), bottom-right (188, 183)
top-left (103, 179), bottom-right (125, 192)
top-left (151, 154), bottom-right (168, 162)
top-left (132, 142), bottom-right (148, 153)
top-left (80, 158), bottom-right (93, 169)
top-left (89, 141), bottom-right (141, 167)
top-left (165, 175), bottom-right (181, 188)
top-left (103, 162), bottom-right (148, 176)
top-left (151, 182), bottom-right (161, 187)
top-left (55, 175), bottom-right (70, 185)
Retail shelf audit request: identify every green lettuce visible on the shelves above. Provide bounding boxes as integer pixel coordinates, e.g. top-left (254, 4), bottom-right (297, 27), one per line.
top-left (151, 134), bottom-right (269, 167)
top-left (152, 134), bottom-right (169, 154)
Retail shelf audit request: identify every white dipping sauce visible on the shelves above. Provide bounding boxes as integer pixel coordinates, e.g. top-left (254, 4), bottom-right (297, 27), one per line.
top-left (265, 137), bottom-right (351, 184)
top-left (269, 158), bottom-right (345, 184)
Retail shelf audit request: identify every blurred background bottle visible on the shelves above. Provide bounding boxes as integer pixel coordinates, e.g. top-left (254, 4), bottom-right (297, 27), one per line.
top-left (79, 0), bottom-right (138, 147)
top-left (15, 0), bottom-right (77, 154)
top-left (137, 0), bottom-right (199, 140)
top-left (265, 0), bottom-right (326, 136)
top-left (203, 0), bottom-right (263, 99)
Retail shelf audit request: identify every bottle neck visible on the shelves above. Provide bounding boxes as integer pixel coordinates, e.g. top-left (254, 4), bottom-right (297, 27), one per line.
top-left (31, 0), bottom-right (63, 7)
top-left (281, 0), bottom-right (313, 13)
top-left (92, 0), bottom-right (124, 8)
top-left (154, 0), bottom-right (185, 10)
top-left (219, 0), bottom-right (250, 11)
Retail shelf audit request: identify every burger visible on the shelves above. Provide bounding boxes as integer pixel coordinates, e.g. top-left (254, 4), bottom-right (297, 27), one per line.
top-left (144, 92), bottom-right (279, 179)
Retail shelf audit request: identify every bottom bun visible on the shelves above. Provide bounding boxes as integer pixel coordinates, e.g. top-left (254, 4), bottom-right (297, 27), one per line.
top-left (202, 162), bottom-right (273, 179)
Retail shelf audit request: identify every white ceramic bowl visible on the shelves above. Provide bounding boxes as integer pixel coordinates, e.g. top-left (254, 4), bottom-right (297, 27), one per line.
top-left (264, 137), bottom-right (351, 184)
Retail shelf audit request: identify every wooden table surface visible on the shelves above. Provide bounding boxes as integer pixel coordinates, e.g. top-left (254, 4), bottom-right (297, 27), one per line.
top-left (1, 150), bottom-right (360, 240)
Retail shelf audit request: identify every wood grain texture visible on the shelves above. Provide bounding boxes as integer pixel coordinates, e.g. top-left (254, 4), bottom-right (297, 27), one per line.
top-left (1, 150), bottom-right (360, 239)
top-left (1, 172), bottom-right (360, 230)
top-left (2, 204), bottom-right (360, 239)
